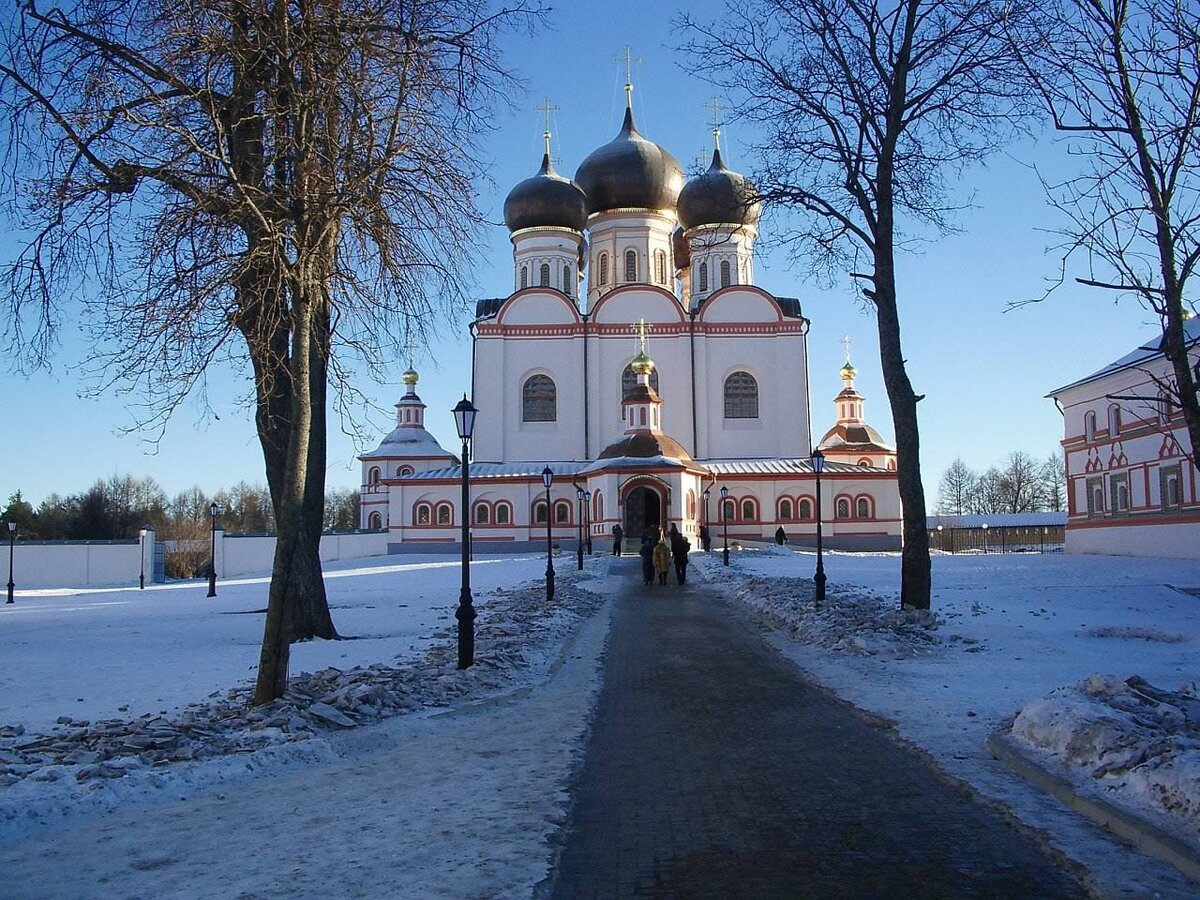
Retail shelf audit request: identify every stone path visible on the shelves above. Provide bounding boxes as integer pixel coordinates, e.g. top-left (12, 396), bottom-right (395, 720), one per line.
top-left (545, 560), bottom-right (1087, 899)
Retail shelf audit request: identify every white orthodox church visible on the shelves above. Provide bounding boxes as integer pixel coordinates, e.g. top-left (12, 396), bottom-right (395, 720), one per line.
top-left (360, 85), bottom-right (901, 552)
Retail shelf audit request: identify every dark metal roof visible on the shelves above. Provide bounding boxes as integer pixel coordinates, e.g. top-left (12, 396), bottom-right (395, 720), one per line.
top-left (574, 108), bottom-right (685, 215)
top-left (677, 147), bottom-right (762, 230)
top-left (503, 153), bottom-right (587, 233)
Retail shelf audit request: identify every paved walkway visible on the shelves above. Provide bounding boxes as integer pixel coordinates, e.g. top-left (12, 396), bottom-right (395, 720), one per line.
top-left (546, 559), bottom-right (1087, 899)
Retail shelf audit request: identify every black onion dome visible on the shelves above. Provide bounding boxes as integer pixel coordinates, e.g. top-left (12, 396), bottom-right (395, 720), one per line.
top-left (677, 147), bottom-right (762, 230)
top-left (671, 225), bottom-right (690, 269)
top-left (574, 108), bottom-right (685, 215)
top-left (503, 153), bottom-right (587, 233)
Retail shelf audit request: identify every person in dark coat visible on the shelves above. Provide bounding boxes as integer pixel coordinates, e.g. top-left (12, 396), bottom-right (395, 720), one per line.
top-left (639, 536), bottom-right (655, 585)
top-left (699, 524), bottom-right (711, 552)
top-left (669, 524), bottom-right (690, 585)
top-left (775, 525), bottom-right (787, 545)
top-left (611, 523), bottom-right (624, 556)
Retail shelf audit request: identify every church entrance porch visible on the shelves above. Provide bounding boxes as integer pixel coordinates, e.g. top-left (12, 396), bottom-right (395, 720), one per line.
top-left (624, 485), bottom-right (663, 543)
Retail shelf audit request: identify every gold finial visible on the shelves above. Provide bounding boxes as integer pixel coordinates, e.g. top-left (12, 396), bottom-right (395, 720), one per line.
top-left (614, 45), bottom-right (642, 109)
top-left (704, 96), bottom-right (725, 153)
top-left (536, 96), bottom-right (558, 158)
top-left (839, 335), bottom-right (856, 381)
top-left (402, 367), bottom-right (419, 387)
top-left (630, 318), bottom-right (655, 374)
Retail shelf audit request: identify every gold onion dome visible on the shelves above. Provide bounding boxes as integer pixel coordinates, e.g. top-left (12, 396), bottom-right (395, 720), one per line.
top-left (402, 367), bottom-right (419, 386)
top-left (631, 349), bottom-right (655, 375)
top-left (840, 361), bottom-right (857, 381)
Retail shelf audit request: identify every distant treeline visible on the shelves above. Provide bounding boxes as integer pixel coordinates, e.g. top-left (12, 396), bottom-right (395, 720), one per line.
top-left (1, 476), bottom-right (360, 541)
top-left (936, 452), bottom-right (1065, 516)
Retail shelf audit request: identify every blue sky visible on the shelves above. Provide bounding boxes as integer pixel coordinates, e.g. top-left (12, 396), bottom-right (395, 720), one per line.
top-left (0, 2), bottom-right (1158, 509)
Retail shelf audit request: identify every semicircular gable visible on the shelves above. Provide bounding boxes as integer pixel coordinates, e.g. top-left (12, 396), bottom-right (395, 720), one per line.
top-left (495, 290), bottom-right (582, 326)
top-left (591, 285), bottom-right (686, 325)
top-left (698, 286), bottom-right (786, 324)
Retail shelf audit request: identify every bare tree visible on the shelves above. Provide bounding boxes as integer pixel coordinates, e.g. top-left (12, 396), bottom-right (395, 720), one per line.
top-left (1, 0), bottom-right (537, 702)
top-left (1018, 0), bottom-right (1200, 471)
top-left (680, 0), bottom-right (1041, 608)
top-left (996, 450), bottom-right (1043, 512)
top-left (936, 457), bottom-right (976, 515)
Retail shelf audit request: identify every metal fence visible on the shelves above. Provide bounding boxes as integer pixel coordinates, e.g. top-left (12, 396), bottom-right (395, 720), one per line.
top-left (929, 525), bottom-right (1065, 554)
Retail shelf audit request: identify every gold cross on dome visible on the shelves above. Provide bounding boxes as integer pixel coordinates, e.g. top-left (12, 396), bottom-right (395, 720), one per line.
top-left (535, 97), bottom-right (559, 157)
top-left (632, 318), bottom-right (651, 353)
top-left (841, 334), bottom-right (853, 363)
top-left (402, 333), bottom-right (420, 368)
top-left (614, 45), bottom-right (642, 107)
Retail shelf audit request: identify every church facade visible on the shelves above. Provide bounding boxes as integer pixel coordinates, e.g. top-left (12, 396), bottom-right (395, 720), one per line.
top-left (360, 90), bottom-right (901, 553)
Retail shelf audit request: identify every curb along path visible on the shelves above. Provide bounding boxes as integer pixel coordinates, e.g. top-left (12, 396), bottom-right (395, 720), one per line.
top-left (546, 560), bottom-right (1087, 899)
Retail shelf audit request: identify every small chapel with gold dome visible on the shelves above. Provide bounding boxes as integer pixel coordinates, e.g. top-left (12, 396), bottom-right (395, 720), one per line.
top-left (360, 81), bottom-right (900, 552)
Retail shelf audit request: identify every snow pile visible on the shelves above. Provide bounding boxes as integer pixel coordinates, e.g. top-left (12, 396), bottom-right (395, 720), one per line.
top-left (0, 576), bottom-right (602, 810)
top-left (733, 574), bottom-right (947, 659)
top-left (1012, 674), bottom-right (1200, 831)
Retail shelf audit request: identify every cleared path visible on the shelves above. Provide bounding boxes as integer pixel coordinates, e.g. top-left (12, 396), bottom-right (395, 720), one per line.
top-left (547, 561), bottom-right (1087, 899)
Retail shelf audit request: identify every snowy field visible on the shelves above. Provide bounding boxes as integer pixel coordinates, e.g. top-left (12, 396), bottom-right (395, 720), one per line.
top-left (1, 547), bottom-right (1199, 897)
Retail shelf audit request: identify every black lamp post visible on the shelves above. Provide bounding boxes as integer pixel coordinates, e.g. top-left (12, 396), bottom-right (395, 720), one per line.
top-left (207, 502), bottom-right (220, 597)
top-left (703, 488), bottom-right (711, 551)
top-left (575, 486), bottom-right (585, 571)
top-left (139, 528), bottom-right (147, 590)
top-left (812, 448), bottom-right (827, 606)
top-left (6, 521), bottom-right (15, 605)
top-left (720, 485), bottom-right (730, 566)
top-left (936, 523), bottom-right (943, 554)
top-left (542, 466), bottom-right (555, 601)
top-left (453, 395), bottom-right (478, 669)
top-left (584, 491), bottom-right (593, 555)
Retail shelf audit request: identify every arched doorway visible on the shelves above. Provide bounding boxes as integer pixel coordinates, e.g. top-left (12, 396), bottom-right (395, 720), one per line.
top-left (624, 485), bottom-right (663, 542)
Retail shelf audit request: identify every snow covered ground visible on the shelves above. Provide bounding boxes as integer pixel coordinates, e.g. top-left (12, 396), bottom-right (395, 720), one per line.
top-left (1, 547), bottom-right (1199, 897)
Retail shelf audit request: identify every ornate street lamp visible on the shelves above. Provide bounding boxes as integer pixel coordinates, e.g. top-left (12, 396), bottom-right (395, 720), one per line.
top-left (936, 523), bottom-right (943, 554)
top-left (812, 448), bottom-right (827, 606)
top-left (584, 491), bottom-right (593, 555)
top-left (5, 521), bottom-right (16, 605)
top-left (542, 466), bottom-right (555, 601)
top-left (139, 527), bottom-right (147, 590)
top-left (207, 502), bottom-right (220, 598)
top-left (720, 485), bottom-right (730, 566)
top-left (703, 488), bottom-right (711, 551)
top-left (575, 486), bottom-right (585, 571)
top-left (981, 522), bottom-right (989, 554)
top-left (453, 395), bottom-right (478, 669)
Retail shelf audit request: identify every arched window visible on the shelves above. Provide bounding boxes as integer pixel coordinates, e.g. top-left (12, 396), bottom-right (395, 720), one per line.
top-left (540, 262), bottom-right (550, 287)
top-left (721, 499), bottom-right (735, 521)
top-left (621, 364), bottom-right (660, 398)
top-left (475, 503), bottom-right (490, 525)
top-left (533, 500), bottom-right (549, 524)
top-left (655, 249), bottom-right (667, 284)
top-left (598, 253), bottom-right (609, 285)
top-left (625, 249), bottom-right (637, 282)
top-left (397, 465), bottom-right (413, 477)
top-left (836, 498), bottom-right (851, 519)
top-left (522, 374), bottom-right (556, 422)
top-left (368, 466), bottom-right (381, 485)
top-left (699, 262), bottom-right (709, 292)
top-left (856, 496), bottom-right (873, 519)
top-left (686, 490), bottom-right (696, 519)
top-left (798, 498), bottom-right (813, 520)
top-left (593, 492), bottom-right (604, 522)
top-left (495, 502), bottom-right (512, 525)
top-left (415, 503), bottom-right (432, 525)
top-left (520, 266), bottom-right (528, 289)
top-left (1084, 411), bottom-right (1097, 442)
top-left (887, 459), bottom-right (897, 471)
top-left (740, 498), bottom-right (757, 521)
top-left (724, 371), bottom-right (760, 419)
top-left (563, 264), bottom-right (572, 295)
top-left (779, 498), bottom-right (793, 521)
top-left (720, 259), bottom-right (731, 287)
top-left (367, 511), bottom-right (382, 530)
top-left (858, 458), bottom-right (873, 467)
top-left (555, 500), bottom-right (572, 524)
top-left (436, 503), bottom-right (452, 525)
top-left (1108, 404), bottom-right (1121, 437)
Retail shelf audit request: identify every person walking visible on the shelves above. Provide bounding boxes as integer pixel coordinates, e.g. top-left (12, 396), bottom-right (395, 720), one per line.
top-left (775, 525), bottom-right (787, 546)
top-left (699, 524), bottom-right (711, 552)
top-left (669, 525), bottom-right (690, 585)
top-left (639, 536), bottom-right (655, 586)
top-left (652, 537), bottom-right (671, 586)
top-left (611, 523), bottom-right (624, 556)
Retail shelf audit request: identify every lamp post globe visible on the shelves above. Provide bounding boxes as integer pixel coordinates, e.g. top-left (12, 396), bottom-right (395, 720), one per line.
top-left (811, 448), bottom-right (827, 606)
top-left (542, 467), bottom-right (555, 601)
top-left (720, 485), bottom-right (730, 566)
top-left (453, 395), bottom-right (478, 669)
top-left (207, 503), bottom-right (220, 598)
top-left (5, 521), bottom-right (16, 605)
